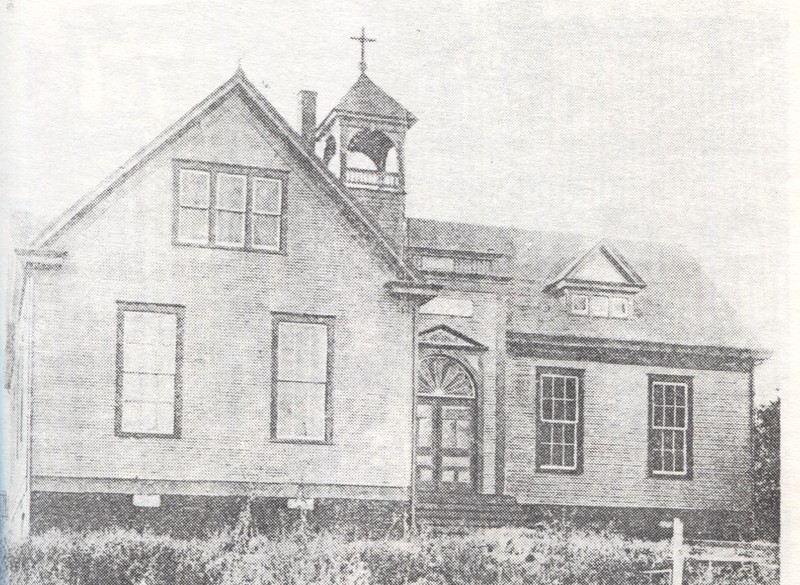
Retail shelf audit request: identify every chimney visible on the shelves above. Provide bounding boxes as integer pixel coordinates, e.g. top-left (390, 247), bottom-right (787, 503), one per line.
top-left (298, 90), bottom-right (317, 151)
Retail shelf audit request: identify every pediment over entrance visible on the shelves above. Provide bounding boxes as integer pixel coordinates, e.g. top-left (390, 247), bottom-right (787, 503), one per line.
top-left (419, 325), bottom-right (486, 351)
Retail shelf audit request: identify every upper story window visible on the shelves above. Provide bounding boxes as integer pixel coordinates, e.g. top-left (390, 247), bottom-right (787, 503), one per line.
top-left (648, 375), bottom-right (693, 478)
top-left (174, 161), bottom-right (286, 252)
top-left (536, 367), bottom-right (583, 473)
top-left (271, 314), bottom-right (334, 443)
top-left (570, 293), bottom-right (630, 319)
top-left (116, 302), bottom-right (184, 437)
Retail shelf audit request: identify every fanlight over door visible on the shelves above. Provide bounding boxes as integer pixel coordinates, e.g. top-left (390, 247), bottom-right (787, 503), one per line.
top-left (416, 355), bottom-right (477, 491)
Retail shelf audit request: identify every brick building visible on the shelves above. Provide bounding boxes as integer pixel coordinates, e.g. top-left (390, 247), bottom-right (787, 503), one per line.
top-left (5, 60), bottom-right (765, 539)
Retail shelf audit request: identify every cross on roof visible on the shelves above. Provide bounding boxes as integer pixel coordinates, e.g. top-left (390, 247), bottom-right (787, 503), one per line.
top-left (350, 27), bottom-right (376, 73)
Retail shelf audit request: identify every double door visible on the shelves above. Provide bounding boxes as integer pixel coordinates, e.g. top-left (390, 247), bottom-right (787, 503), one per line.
top-left (415, 396), bottom-right (476, 492)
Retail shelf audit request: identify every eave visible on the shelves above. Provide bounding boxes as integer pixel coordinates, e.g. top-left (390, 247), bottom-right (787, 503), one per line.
top-left (385, 281), bottom-right (443, 303)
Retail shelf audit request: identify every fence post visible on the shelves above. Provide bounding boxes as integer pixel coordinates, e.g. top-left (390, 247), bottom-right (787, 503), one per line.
top-left (671, 517), bottom-right (684, 585)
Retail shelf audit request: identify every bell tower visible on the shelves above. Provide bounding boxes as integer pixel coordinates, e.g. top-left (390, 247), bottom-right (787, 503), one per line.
top-left (315, 29), bottom-right (417, 245)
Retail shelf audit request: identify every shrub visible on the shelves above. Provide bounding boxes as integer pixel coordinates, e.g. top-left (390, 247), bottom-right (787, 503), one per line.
top-left (2, 521), bottom-right (778, 585)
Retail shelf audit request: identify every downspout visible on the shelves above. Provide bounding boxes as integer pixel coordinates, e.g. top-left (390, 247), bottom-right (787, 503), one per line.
top-left (409, 303), bottom-right (419, 531)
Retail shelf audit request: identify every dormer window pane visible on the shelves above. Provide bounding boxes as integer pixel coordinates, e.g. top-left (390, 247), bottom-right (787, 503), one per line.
top-left (570, 294), bottom-right (589, 315)
top-left (590, 296), bottom-right (609, 317)
top-left (610, 297), bottom-right (630, 319)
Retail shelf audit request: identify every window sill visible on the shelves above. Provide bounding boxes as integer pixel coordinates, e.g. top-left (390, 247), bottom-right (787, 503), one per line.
top-left (173, 240), bottom-right (286, 255)
top-left (649, 471), bottom-right (693, 480)
top-left (270, 438), bottom-right (332, 446)
top-left (116, 432), bottom-right (180, 439)
top-left (535, 466), bottom-right (582, 476)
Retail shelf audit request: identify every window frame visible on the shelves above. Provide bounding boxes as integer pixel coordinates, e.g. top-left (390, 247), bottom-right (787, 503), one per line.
top-left (648, 374), bottom-right (693, 479)
top-left (270, 313), bottom-right (335, 444)
top-left (172, 160), bottom-right (289, 253)
top-left (570, 293), bottom-right (589, 315)
top-left (535, 366), bottom-right (584, 474)
top-left (115, 301), bottom-right (185, 439)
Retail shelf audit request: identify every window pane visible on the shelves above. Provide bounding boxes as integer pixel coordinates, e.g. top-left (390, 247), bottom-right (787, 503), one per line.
top-left (441, 419), bottom-right (456, 448)
top-left (216, 173), bottom-right (246, 211)
top-left (277, 322), bottom-right (328, 383)
top-left (418, 468), bottom-right (433, 481)
top-left (553, 376), bottom-right (565, 399)
top-left (179, 170), bottom-right (210, 207)
top-left (122, 372), bottom-right (174, 403)
top-left (253, 177), bottom-right (282, 214)
top-left (156, 403), bottom-right (175, 434)
top-left (456, 420), bottom-right (472, 448)
top-left (441, 469), bottom-right (456, 482)
top-left (565, 400), bottom-right (576, 422)
top-left (216, 210), bottom-right (245, 245)
top-left (276, 381), bottom-right (326, 440)
top-left (565, 377), bottom-right (577, 400)
top-left (591, 296), bottom-right (609, 317)
top-left (553, 400), bottom-right (565, 421)
top-left (124, 343), bottom-right (176, 375)
top-left (124, 312), bottom-right (177, 345)
top-left (178, 207), bottom-right (209, 243)
top-left (542, 397), bottom-right (553, 420)
top-left (253, 214), bottom-right (281, 249)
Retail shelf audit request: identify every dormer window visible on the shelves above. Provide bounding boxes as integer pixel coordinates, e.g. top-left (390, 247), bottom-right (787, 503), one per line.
top-left (570, 292), bottom-right (631, 319)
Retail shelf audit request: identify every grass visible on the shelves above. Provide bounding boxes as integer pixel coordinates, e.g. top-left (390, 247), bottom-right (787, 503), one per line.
top-left (2, 520), bottom-right (778, 585)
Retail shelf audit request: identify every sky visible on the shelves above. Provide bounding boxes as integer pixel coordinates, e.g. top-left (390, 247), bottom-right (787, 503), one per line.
top-left (0, 0), bottom-right (792, 403)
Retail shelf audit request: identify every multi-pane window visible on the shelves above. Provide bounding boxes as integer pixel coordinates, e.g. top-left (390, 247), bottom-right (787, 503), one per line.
top-left (536, 368), bottom-right (583, 472)
top-left (569, 292), bottom-right (631, 319)
top-left (116, 303), bottom-right (183, 437)
top-left (271, 316), bottom-right (333, 442)
top-left (175, 162), bottom-right (286, 251)
top-left (649, 376), bottom-right (692, 477)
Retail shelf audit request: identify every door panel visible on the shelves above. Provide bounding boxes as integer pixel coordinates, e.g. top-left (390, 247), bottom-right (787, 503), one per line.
top-left (416, 397), bottom-right (476, 491)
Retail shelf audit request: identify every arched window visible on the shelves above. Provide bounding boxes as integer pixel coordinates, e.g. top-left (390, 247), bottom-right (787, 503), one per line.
top-left (418, 355), bottom-right (475, 398)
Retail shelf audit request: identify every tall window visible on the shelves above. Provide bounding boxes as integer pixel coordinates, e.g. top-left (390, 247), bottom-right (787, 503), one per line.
top-left (649, 375), bottom-right (692, 477)
top-left (175, 161), bottom-right (286, 252)
top-left (536, 368), bottom-right (583, 473)
top-left (271, 315), bottom-right (333, 442)
top-left (116, 302), bottom-right (183, 437)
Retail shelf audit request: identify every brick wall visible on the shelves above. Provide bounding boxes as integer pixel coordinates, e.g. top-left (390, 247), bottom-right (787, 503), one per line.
top-left (505, 357), bottom-right (752, 512)
top-left (30, 89), bottom-right (414, 498)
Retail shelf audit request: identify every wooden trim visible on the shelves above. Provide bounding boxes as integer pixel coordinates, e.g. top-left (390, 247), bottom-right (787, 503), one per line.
top-left (115, 301), bottom-right (185, 439)
top-left (172, 159), bottom-right (289, 254)
top-left (508, 332), bottom-right (758, 372)
top-left (534, 366), bottom-right (585, 475)
top-left (270, 313), bottom-right (335, 444)
top-left (32, 476), bottom-right (409, 500)
top-left (647, 374), bottom-right (694, 480)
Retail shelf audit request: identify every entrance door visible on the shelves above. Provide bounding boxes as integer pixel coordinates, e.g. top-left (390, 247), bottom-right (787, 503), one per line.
top-left (415, 355), bottom-right (477, 492)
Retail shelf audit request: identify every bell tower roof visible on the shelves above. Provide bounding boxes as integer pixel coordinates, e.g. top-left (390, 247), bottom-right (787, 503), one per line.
top-left (322, 73), bottom-right (417, 129)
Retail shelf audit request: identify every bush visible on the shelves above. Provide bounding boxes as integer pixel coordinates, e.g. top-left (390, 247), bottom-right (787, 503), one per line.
top-left (754, 398), bottom-right (780, 542)
top-left (2, 521), bottom-right (778, 585)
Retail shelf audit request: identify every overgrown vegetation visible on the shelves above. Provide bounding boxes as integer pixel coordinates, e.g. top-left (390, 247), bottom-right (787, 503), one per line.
top-left (0, 516), bottom-right (778, 585)
top-left (754, 397), bottom-right (780, 542)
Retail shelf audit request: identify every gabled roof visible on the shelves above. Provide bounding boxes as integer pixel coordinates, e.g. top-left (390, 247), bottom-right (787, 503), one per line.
top-left (544, 240), bottom-right (646, 293)
top-left (323, 73), bottom-right (417, 128)
top-left (407, 217), bottom-right (762, 352)
top-left (27, 68), bottom-right (422, 283)
top-left (419, 325), bottom-right (487, 351)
